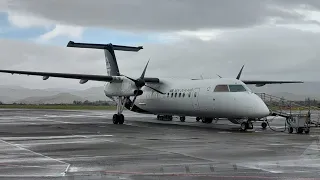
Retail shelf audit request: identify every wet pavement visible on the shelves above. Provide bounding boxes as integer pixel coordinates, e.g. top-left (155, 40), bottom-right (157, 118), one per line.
top-left (0, 109), bottom-right (318, 179)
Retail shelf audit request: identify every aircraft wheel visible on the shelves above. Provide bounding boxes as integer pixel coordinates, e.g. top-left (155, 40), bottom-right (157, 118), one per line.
top-left (202, 118), bottom-right (213, 124)
top-left (304, 128), bottom-right (310, 134)
top-left (113, 114), bottom-right (119, 124)
top-left (180, 116), bottom-right (185, 122)
top-left (261, 122), bottom-right (267, 129)
top-left (297, 127), bottom-right (303, 134)
top-left (196, 117), bottom-right (201, 122)
top-left (206, 118), bottom-right (213, 124)
top-left (240, 122), bottom-right (247, 131)
top-left (119, 114), bottom-right (124, 124)
top-left (288, 127), bottom-right (293, 133)
top-left (247, 122), bottom-right (253, 129)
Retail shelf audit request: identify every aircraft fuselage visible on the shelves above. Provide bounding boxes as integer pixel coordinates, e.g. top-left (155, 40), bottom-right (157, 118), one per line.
top-left (104, 77), bottom-right (270, 119)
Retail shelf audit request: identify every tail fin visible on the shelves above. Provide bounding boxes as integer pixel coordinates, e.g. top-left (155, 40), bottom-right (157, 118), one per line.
top-left (67, 41), bottom-right (143, 76)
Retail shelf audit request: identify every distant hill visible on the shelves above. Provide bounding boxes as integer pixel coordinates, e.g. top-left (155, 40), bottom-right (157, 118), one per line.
top-left (16, 93), bottom-right (85, 104)
top-left (0, 85), bottom-right (109, 104)
top-left (0, 81), bottom-right (319, 104)
top-left (249, 81), bottom-right (320, 100)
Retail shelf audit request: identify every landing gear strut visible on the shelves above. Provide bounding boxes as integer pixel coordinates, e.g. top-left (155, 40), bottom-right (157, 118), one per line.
top-left (113, 97), bottom-right (127, 125)
top-left (180, 116), bottom-right (186, 122)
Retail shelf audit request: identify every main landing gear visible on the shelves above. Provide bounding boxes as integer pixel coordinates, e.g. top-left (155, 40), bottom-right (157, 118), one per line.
top-left (202, 117), bottom-right (213, 124)
top-left (113, 114), bottom-right (124, 124)
top-left (240, 121), bottom-right (253, 131)
top-left (157, 115), bottom-right (173, 121)
top-left (113, 97), bottom-right (127, 125)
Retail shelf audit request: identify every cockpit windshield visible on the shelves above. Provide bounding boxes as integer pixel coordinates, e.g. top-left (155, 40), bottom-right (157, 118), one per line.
top-left (214, 85), bottom-right (229, 92)
top-left (228, 84), bottom-right (247, 92)
top-left (214, 84), bottom-right (247, 92)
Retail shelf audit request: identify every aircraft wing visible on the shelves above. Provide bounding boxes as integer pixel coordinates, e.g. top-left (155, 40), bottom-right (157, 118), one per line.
top-left (0, 69), bottom-right (160, 83)
top-left (242, 80), bottom-right (303, 86)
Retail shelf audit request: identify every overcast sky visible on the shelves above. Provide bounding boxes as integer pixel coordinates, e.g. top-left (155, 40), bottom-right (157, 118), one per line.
top-left (0, 0), bottom-right (320, 89)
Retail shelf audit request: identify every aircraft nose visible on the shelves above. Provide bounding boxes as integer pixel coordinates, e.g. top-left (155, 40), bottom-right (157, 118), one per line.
top-left (253, 94), bottom-right (270, 117)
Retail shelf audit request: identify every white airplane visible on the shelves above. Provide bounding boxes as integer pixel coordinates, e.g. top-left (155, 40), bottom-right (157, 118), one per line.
top-left (0, 41), bottom-right (303, 131)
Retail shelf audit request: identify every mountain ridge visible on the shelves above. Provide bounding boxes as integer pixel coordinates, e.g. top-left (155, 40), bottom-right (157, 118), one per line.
top-left (0, 82), bottom-right (319, 104)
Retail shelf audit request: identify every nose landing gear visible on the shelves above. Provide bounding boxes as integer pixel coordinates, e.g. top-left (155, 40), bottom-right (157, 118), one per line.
top-left (261, 122), bottom-right (267, 129)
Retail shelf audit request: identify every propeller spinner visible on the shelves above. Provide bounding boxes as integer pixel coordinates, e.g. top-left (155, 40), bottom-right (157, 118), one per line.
top-left (122, 60), bottom-right (165, 110)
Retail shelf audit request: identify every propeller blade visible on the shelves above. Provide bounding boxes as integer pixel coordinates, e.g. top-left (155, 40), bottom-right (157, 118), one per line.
top-left (130, 93), bottom-right (139, 110)
top-left (216, 74), bottom-right (222, 78)
top-left (123, 75), bottom-right (137, 83)
top-left (145, 85), bottom-right (165, 94)
top-left (140, 59), bottom-right (150, 79)
top-left (236, 65), bottom-right (245, 80)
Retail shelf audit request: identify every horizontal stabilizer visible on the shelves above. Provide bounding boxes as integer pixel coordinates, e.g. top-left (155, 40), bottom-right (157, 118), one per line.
top-left (67, 41), bottom-right (143, 52)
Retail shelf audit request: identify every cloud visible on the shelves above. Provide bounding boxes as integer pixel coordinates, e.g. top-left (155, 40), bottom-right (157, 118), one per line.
top-left (6, 11), bottom-right (53, 28)
top-left (0, 0), bottom-right (8, 12)
top-left (37, 24), bottom-right (84, 42)
top-left (2, 0), bottom-right (309, 32)
top-left (0, 26), bottom-right (320, 89)
top-left (4, 6), bottom-right (84, 42)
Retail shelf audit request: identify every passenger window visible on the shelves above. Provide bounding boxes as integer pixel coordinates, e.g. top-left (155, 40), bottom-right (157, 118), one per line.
top-left (214, 85), bottom-right (229, 92)
top-left (228, 85), bottom-right (247, 92)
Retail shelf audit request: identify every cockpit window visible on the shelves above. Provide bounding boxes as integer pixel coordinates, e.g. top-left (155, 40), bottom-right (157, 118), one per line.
top-left (228, 85), bottom-right (247, 92)
top-left (214, 85), bottom-right (229, 92)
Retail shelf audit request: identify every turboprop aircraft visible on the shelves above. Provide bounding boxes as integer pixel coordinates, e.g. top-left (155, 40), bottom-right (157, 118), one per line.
top-left (0, 41), bottom-right (303, 131)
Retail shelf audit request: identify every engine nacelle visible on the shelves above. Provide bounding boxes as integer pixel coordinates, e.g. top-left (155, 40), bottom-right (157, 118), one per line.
top-left (104, 78), bottom-right (141, 97)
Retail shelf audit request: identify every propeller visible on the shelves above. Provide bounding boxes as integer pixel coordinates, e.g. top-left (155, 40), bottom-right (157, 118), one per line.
top-left (122, 59), bottom-right (165, 110)
top-left (236, 65), bottom-right (245, 80)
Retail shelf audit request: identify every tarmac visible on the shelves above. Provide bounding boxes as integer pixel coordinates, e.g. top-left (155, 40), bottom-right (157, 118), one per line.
top-left (0, 109), bottom-right (319, 180)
